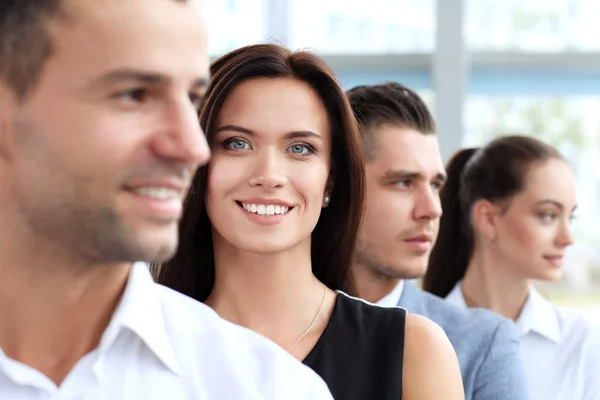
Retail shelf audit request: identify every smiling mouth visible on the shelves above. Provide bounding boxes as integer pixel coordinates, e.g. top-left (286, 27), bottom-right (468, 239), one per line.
top-left (126, 186), bottom-right (183, 200)
top-left (235, 201), bottom-right (294, 216)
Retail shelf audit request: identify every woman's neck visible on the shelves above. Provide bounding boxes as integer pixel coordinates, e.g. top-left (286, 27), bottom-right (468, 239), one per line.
top-left (205, 234), bottom-right (336, 357)
top-left (461, 248), bottom-right (530, 322)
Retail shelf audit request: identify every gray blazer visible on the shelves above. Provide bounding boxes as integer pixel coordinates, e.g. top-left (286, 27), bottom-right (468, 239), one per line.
top-left (398, 282), bottom-right (529, 400)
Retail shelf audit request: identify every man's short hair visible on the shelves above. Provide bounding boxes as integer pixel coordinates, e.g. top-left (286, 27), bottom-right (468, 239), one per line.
top-left (0, 0), bottom-right (188, 101)
top-left (346, 82), bottom-right (435, 160)
top-left (0, 0), bottom-right (65, 100)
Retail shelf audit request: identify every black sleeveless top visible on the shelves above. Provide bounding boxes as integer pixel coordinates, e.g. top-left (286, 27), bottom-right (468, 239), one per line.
top-left (303, 292), bottom-right (406, 400)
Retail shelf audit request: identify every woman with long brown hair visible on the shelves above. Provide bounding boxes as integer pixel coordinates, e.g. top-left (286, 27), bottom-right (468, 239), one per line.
top-left (425, 135), bottom-right (600, 400)
top-left (155, 43), bottom-right (463, 400)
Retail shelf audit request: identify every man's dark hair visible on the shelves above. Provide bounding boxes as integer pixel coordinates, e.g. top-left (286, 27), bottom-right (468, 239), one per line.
top-left (346, 82), bottom-right (435, 160)
top-left (0, 0), bottom-right (66, 100)
top-left (0, 0), bottom-right (188, 101)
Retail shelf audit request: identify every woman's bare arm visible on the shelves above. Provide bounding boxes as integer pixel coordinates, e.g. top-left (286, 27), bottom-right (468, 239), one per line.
top-left (402, 313), bottom-right (464, 400)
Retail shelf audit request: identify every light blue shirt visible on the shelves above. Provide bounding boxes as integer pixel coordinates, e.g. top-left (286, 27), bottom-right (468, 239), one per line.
top-left (388, 280), bottom-right (529, 400)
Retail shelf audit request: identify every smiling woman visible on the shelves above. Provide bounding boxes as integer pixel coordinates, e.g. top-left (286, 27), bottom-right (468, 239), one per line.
top-left (154, 43), bottom-right (464, 400)
top-left (205, 76), bottom-right (333, 253)
top-left (156, 43), bottom-right (363, 303)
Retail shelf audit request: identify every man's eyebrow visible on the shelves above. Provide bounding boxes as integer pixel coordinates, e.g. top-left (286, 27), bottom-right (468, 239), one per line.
top-left (88, 67), bottom-right (210, 89)
top-left (382, 169), bottom-right (447, 182)
top-left (382, 169), bottom-right (422, 181)
top-left (89, 68), bottom-right (169, 87)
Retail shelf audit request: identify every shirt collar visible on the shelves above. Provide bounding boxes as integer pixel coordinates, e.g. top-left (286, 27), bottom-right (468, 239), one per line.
top-left (516, 286), bottom-right (562, 344)
top-left (99, 262), bottom-right (181, 375)
top-left (447, 280), bottom-right (561, 344)
top-left (376, 280), bottom-right (405, 308)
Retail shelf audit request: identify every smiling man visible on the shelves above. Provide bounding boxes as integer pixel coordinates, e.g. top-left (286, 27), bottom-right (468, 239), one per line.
top-left (347, 82), bottom-right (529, 400)
top-left (0, 1), bottom-right (332, 399)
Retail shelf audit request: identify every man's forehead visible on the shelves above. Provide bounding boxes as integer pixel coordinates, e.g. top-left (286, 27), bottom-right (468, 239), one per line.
top-left (55, 0), bottom-right (206, 43)
top-left (45, 0), bottom-right (208, 85)
top-left (63, 0), bottom-right (201, 15)
top-left (370, 126), bottom-right (444, 170)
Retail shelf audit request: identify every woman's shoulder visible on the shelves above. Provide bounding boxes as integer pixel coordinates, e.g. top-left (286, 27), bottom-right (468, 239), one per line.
top-left (403, 313), bottom-right (465, 400)
top-left (404, 313), bottom-right (448, 345)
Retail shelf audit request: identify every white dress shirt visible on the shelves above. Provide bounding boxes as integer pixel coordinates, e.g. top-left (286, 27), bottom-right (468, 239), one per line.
top-left (376, 279), bottom-right (405, 308)
top-left (0, 263), bottom-right (333, 400)
top-left (446, 281), bottom-right (600, 400)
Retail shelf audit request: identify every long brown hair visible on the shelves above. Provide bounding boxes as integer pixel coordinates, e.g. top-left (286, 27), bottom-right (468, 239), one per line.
top-left (153, 43), bottom-right (365, 301)
top-left (423, 135), bottom-right (564, 297)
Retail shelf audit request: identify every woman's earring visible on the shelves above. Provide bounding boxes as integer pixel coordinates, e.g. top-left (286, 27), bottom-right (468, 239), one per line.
top-left (323, 195), bottom-right (330, 206)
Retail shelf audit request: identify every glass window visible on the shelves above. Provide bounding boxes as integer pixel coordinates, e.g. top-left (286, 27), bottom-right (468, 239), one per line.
top-left (289, 0), bottom-right (435, 53)
top-left (226, 0), bottom-right (238, 12)
top-left (467, 0), bottom-right (600, 51)
top-left (202, 0), bottom-right (268, 56)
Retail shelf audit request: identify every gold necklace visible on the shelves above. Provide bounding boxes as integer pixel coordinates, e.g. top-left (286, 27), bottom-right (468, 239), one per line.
top-left (286, 284), bottom-right (327, 352)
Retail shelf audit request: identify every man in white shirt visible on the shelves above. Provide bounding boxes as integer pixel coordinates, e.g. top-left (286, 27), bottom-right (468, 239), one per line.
top-left (0, 1), bottom-right (332, 398)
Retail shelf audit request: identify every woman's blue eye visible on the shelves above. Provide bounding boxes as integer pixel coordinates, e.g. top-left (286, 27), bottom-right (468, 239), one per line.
top-left (226, 139), bottom-right (250, 150)
top-left (288, 144), bottom-right (312, 155)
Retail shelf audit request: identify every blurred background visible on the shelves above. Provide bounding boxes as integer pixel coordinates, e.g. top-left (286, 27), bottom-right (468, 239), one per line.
top-left (200, 0), bottom-right (600, 322)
